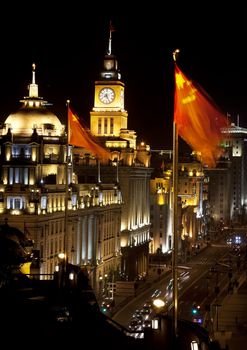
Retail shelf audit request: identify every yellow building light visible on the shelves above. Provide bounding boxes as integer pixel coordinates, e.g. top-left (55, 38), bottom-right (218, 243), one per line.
top-left (6, 147), bottom-right (11, 161)
top-left (11, 209), bottom-right (21, 215)
top-left (31, 148), bottom-right (37, 161)
top-left (120, 237), bottom-right (128, 247)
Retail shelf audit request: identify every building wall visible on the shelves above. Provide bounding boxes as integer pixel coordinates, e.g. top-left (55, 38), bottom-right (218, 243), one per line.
top-left (150, 177), bottom-right (172, 254)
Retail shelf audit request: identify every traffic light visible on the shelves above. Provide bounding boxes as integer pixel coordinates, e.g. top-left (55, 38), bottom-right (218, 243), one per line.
top-left (192, 304), bottom-right (200, 315)
top-left (101, 306), bottom-right (107, 313)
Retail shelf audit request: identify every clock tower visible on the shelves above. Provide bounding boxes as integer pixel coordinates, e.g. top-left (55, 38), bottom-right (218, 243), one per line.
top-left (90, 28), bottom-right (136, 149)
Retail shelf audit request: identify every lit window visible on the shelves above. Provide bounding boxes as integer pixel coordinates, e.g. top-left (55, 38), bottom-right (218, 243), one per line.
top-left (72, 194), bottom-right (77, 206)
top-left (41, 196), bottom-right (47, 209)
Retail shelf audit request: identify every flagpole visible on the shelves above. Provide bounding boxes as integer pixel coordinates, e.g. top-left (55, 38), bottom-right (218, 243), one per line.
top-left (172, 49), bottom-right (180, 339)
top-left (63, 100), bottom-right (70, 279)
top-left (97, 160), bottom-right (101, 183)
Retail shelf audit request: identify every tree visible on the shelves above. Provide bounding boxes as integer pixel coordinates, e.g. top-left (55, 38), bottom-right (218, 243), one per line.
top-left (0, 223), bottom-right (33, 286)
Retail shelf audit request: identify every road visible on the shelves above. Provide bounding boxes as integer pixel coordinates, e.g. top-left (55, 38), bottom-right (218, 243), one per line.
top-left (113, 242), bottom-right (233, 329)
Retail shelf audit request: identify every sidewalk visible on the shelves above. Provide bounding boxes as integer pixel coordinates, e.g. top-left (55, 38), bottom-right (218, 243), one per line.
top-left (214, 274), bottom-right (247, 349)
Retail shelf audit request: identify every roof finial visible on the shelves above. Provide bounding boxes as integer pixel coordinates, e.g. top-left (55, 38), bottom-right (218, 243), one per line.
top-left (32, 63), bottom-right (36, 84)
top-left (107, 21), bottom-right (115, 55)
top-left (29, 62), bottom-right (38, 98)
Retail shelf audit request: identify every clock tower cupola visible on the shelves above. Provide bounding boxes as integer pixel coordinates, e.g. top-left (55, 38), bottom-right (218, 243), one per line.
top-left (90, 23), bottom-right (136, 148)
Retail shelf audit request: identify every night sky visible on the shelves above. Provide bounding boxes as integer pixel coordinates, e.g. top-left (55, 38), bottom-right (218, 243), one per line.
top-left (0, 3), bottom-right (246, 150)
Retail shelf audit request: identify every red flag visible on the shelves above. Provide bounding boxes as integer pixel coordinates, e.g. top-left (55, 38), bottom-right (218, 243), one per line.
top-left (174, 64), bottom-right (229, 167)
top-left (68, 107), bottom-right (111, 164)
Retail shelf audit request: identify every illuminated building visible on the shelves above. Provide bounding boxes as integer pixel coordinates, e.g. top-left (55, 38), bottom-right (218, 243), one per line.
top-left (150, 151), bottom-right (207, 257)
top-left (149, 169), bottom-right (173, 254)
top-left (0, 32), bottom-right (152, 285)
top-left (208, 122), bottom-right (247, 226)
top-left (77, 32), bottom-right (152, 280)
top-left (0, 65), bottom-right (122, 291)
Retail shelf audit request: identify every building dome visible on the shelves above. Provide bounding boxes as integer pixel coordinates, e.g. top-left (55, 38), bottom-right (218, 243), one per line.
top-left (4, 107), bottom-right (65, 136)
top-left (2, 64), bottom-right (65, 137)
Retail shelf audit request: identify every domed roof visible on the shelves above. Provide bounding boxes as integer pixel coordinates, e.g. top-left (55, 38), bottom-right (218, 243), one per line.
top-left (3, 63), bottom-right (65, 137)
top-left (5, 106), bottom-right (64, 136)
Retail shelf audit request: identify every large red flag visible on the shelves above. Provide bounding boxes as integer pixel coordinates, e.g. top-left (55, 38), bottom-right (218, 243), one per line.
top-left (174, 64), bottom-right (229, 167)
top-left (68, 107), bottom-right (111, 164)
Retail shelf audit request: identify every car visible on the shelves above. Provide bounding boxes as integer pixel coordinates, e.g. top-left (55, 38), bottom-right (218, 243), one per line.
top-left (151, 289), bottom-right (161, 299)
top-left (129, 319), bottom-right (142, 331)
top-left (179, 271), bottom-right (190, 281)
top-left (101, 298), bottom-right (115, 314)
top-left (143, 302), bottom-right (152, 308)
top-left (166, 278), bottom-right (173, 291)
top-left (52, 305), bottom-right (71, 323)
top-left (142, 319), bottom-right (152, 328)
top-left (132, 309), bottom-right (142, 319)
top-left (140, 306), bottom-right (151, 319)
top-left (101, 297), bottom-right (115, 308)
top-left (132, 314), bottom-right (143, 323)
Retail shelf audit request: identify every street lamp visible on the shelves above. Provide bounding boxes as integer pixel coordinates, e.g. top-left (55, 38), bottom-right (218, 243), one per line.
top-left (153, 298), bottom-right (166, 330)
top-left (153, 298), bottom-right (165, 308)
top-left (58, 252), bottom-right (66, 260)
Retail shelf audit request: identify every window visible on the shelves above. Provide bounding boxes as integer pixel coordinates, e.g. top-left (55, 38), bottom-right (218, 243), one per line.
top-left (24, 147), bottom-right (31, 158)
top-left (12, 145), bottom-right (20, 157)
top-left (40, 243), bottom-right (43, 259)
top-left (14, 198), bottom-right (21, 209)
top-left (7, 196), bottom-right (24, 209)
top-left (12, 145), bottom-right (30, 158)
top-left (24, 168), bottom-right (28, 185)
top-left (104, 118), bottom-right (107, 134)
top-left (110, 118), bottom-right (114, 134)
top-left (98, 118), bottom-right (102, 134)
top-left (9, 168), bottom-right (13, 184)
top-left (41, 196), bottom-right (47, 209)
top-left (72, 194), bottom-right (77, 206)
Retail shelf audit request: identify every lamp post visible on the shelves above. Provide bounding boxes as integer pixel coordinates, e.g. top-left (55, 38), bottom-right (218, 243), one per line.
top-left (99, 275), bottom-right (103, 298)
top-left (58, 252), bottom-right (66, 289)
top-left (104, 273), bottom-right (108, 297)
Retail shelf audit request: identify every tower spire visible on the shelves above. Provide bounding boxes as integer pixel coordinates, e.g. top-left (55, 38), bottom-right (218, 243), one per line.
top-left (107, 21), bottom-right (114, 55)
top-left (29, 63), bottom-right (39, 98)
top-left (32, 63), bottom-right (36, 84)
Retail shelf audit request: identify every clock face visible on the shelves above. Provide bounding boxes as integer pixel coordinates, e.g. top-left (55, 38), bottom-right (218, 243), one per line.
top-left (99, 88), bottom-right (115, 104)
